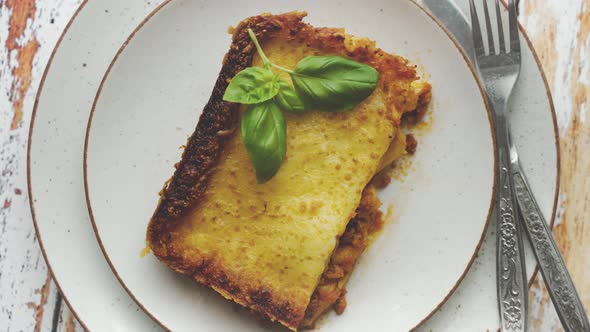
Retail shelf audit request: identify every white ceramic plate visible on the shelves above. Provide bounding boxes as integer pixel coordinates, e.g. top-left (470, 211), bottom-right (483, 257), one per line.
top-left (85, 1), bottom-right (494, 331)
top-left (28, 0), bottom-right (558, 331)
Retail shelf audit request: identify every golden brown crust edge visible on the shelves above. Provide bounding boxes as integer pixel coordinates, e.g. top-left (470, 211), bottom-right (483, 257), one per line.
top-left (147, 12), bottom-right (421, 330)
top-left (148, 12), bottom-right (306, 236)
top-left (147, 12), bottom-right (310, 330)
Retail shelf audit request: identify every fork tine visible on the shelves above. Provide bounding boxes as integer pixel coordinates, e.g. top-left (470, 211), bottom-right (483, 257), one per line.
top-left (495, 0), bottom-right (506, 53)
top-left (482, 0), bottom-right (496, 54)
top-left (508, 0), bottom-right (520, 53)
top-left (469, 0), bottom-right (486, 57)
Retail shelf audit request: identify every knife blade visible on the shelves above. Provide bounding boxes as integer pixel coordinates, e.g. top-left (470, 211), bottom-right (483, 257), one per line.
top-left (422, 0), bottom-right (475, 64)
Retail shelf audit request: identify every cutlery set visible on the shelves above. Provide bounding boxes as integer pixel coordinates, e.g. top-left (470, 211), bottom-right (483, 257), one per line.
top-left (425, 0), bottom-right (590, 331)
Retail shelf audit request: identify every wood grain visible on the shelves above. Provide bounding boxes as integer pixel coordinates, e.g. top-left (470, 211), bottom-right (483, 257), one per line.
top-left (4, 0), bottom-right (38, 129)
top-left (0, 0), bottom-right (84, 331)
top-left (521, 0), bottom-right (590, 330)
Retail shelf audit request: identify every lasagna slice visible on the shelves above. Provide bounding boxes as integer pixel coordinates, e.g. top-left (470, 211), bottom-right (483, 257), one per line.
top-left (147, 12), bottom-right (431, 331)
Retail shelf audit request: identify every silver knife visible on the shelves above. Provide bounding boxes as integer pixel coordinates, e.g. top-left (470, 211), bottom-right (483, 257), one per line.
top-left (421, 0), bottom-right (475, 64)
top-left (422, 1), bottom-right (590, 331)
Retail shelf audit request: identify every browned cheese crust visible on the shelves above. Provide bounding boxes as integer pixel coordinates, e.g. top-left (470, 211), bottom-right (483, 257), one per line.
top-left (147, 12), bottom-right (422, 329)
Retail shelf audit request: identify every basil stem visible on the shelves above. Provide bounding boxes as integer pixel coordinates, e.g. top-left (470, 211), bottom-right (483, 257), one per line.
top-left (247, 29), bottom-right (272, 69)
top-left (247, 28), bottom-right (294, 74)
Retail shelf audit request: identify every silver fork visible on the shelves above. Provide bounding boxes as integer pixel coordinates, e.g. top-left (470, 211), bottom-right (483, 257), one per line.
top-left (470, 1), bottom-right (590, 332)
top-left (469, 1), bottom-right (528, 331)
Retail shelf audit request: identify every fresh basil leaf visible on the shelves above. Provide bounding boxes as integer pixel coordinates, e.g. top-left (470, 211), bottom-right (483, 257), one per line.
top-left (223, 67), bottom-right (280, 104)
top-left (241, 100), bottom-right (286, 183)
top-left (274, 79), bottom-right (308, 113)
top-left (290, 56), bottom-right (379, 112)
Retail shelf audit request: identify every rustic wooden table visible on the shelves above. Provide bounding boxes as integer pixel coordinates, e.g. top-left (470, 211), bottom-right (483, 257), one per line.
top-left (0, 0), bottom-right (587, 331)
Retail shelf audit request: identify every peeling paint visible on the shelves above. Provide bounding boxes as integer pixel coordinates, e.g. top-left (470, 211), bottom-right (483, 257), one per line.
top-left (10, 38), bottom-right (39, 129)
top-left (4, 0), bottom-right (36, 51)
top-left (28, 272), bottom-right (52, 332)
top-left (0, 0), bottom-right (84, 331)
top-left (4, 0), bottom-right (38, 130)
top-left (522, 0), bottom-right (590, 330)
top-left (65, 309), bottom-right (77, 332)
top-left (528, 277), bottom-right (562, 332)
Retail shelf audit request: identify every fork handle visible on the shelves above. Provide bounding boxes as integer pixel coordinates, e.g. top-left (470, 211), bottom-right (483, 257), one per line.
top-left (496, 146), bottom-right (528, 332)
top-left (512, 169), bottom-right (590, 332)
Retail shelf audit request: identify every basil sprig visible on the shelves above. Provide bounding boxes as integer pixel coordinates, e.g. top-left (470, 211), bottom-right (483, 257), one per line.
top-left (223, 67), bottom-right (281, 104)
top-left (222, 28), bottom-right (379, 183)
top-left (241, 101), bottom-right (286, 183)
top-left (291, 56), bottom-right (379, 112)
top-left (275, 79), bottom-right (307, 113)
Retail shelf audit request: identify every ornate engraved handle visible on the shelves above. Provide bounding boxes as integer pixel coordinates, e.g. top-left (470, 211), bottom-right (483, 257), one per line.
top-left (496, 147), bottom-right (528, 332)
top-left (513, 171), bottom-right (590, 332)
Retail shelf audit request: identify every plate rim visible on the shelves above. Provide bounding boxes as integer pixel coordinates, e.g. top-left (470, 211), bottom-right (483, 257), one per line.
top-left (26, 0), bottom-right (560, 331)
top-left (27, 1), bottom-right (91, 331)
top-left (84, 0), bottom-right (496, 330)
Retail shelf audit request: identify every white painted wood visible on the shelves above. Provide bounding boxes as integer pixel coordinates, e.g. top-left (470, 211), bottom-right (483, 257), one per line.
top-left (27, 0), bottom-right (163, 330)
top-left (0, 1), bottom-right (83, 331)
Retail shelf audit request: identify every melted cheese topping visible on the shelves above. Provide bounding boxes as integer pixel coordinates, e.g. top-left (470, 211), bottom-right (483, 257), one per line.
top-left (173, 39), bottom-right (399, 309)
top-left (164, 31), bottom-right (431, 328)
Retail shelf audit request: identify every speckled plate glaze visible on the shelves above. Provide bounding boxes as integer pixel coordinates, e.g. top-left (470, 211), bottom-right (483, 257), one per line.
top-left (84, 0), bottom-right (495, 331)
top-left (28, 0), bottom-right (558, 331)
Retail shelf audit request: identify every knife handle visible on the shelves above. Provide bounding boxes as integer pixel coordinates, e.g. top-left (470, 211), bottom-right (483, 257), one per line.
top-left (512, 170), bottom-right (590, 332)
top-left (496, 147), bottom-right (528, 332)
